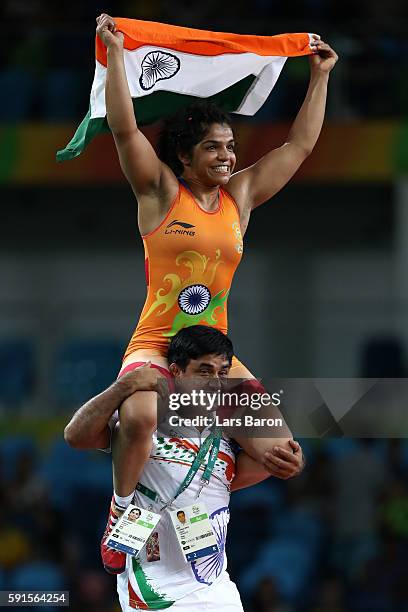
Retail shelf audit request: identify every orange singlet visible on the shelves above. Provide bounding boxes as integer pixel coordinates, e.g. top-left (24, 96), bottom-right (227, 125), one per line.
top-left (124, 180), bottom-right (243, 359)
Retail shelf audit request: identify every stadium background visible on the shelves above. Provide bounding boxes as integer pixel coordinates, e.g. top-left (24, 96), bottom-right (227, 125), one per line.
top-left (1, 0), bottom-right (408, 610)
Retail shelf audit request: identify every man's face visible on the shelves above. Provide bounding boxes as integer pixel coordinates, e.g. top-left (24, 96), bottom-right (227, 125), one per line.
top-left (170, 353), bottom-right (231, 396)
top-left (177, 511), bottom-right (186, 523)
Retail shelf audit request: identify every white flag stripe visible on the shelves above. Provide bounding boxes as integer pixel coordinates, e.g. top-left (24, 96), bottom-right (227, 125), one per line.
top-left (90, 46), bottom-right (290, 119)
top-left (236, 57), bottom-right (286, 114)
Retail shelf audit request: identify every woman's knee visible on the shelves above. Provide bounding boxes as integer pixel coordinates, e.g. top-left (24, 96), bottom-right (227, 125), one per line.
top-left (119, 391), bottom-right (158, 437)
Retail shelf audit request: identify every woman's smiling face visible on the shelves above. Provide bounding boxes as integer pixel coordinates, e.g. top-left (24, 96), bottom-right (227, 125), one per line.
top-left (181, 123), bottom-right (236, 186)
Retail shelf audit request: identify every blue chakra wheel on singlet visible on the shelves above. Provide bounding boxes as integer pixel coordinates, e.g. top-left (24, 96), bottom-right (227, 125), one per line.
top-left (191, 507), bottom-right (229, 585)
top-left (178, 284), bottom-right (211, 315)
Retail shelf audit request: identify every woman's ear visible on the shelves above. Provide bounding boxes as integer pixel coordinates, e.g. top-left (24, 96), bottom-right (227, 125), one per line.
top-left (178, 151), bottom-right (191, 168)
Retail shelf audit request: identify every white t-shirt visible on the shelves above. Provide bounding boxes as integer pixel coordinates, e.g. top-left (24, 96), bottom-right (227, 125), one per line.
top-left (116, 423), bottom-right (237, 610)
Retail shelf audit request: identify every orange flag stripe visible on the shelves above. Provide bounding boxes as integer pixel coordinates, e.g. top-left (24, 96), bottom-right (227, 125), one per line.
top-left (96, 18), bottom-right (312, 66)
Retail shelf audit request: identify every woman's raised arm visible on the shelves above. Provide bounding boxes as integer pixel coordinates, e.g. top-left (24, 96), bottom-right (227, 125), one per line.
top-left (96, 14), bottom-right (177, 202)
top-left (229, 35), bottom-right (338, 212)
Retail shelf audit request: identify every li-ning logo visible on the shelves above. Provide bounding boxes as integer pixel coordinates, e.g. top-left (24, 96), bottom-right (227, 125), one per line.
top-left (165, 220), bottom-right (196, 236)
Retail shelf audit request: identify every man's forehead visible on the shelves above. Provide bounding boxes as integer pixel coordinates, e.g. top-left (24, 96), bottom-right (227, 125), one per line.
top-left (189, 353), bottom-right (230, 367)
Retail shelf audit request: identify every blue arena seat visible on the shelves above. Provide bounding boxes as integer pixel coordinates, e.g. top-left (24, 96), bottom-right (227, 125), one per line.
top-left (0, 435), bottom-right (35, 460)
top-left (228, 480), bottom-right (285, 571)
top-left (10, 561), bottom-right (66, 591)
top-left (0, 340), bottom-right (34, 406)
top-left (240, 539), bottom-right (315, 601)
top-left (0, 69), bottom-right (35, 120)
top-left (230, 479), bottom-right (284, 512)
top-left (0, 436), bottom-right (36, 480)
top-left (40, 438), bottom-right (111, 509)
top-left (296, 438), bottom-right (316, 464)
top-left (53, 339), bottom-right (123, 407)
top-left (43, 69), bottom-right (86, 120)
top-left (324, 438), bottom-right (360, 458)
top-left (272, 508), bottom-right (324, 552)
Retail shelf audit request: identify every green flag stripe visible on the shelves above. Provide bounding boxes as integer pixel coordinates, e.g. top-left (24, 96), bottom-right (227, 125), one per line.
top-left (56, 111), bottom-right (107, 162)
top-left (56, 75), bottom-right (256, 162)
top-left (132, 558), bottom-right (175, 610)
top-left (135, 74), bottom-right (256, 125)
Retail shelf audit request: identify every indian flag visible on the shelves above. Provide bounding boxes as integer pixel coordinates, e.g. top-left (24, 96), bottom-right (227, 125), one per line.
top-left (57, 18), bottom-right (314, 162)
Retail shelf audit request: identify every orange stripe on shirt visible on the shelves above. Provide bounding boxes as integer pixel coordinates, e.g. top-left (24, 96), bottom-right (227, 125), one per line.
top-left (128, 580), bottom-right (149, 609)
top-left (168, 438), bottom-right (235, 482)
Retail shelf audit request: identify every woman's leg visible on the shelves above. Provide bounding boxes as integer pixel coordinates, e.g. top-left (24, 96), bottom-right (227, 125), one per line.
top-left (228, 356), bottom-right (293, 463)
top-left (112, 351), bottom-right (170, 497)
top-left (101, 351), bottom-right (170, 574)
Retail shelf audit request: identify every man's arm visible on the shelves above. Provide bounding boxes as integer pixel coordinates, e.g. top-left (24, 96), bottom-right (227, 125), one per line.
top-left (231, 389), bottom-right (295, 464)
top-left (231, 440), bottom-right (305, 491)
top-left (230, 451), bottom-right (271, 492)
top-left (64, 364), bottom-right (164, 450)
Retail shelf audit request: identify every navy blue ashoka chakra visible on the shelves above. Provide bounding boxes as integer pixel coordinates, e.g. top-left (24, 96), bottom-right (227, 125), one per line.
top-left (178, 284), bottom-right (211, 315)
top-left (139, 51), bottom-right (181, 91)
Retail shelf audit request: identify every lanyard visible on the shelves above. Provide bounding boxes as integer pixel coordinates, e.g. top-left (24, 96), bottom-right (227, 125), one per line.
top-left (172, 427), bottom-right (221, 503)
top-left (136, 428), bottom-right (221, 510)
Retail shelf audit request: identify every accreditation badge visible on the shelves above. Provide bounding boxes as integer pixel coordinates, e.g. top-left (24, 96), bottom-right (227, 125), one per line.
top-left (170, 502), bottom-right (219, 562)
top-left (105, 504), bottom-right (161, 557)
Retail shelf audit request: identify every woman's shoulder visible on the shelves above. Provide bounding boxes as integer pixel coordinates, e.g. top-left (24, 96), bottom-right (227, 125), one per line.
top-left (138, 179), bottom-right (182, 237)
top-left (221, 185), bottom-right (243, 216)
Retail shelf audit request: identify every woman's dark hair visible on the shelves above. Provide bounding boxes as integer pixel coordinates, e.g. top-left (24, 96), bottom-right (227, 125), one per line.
top-left (157, 102), bottom-right (233, 176)
top-left (167, 325), bottom-right (233, 370)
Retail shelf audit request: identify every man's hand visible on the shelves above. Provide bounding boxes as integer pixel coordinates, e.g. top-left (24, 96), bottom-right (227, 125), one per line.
top-left (262, 439), bottom-right (304, 480)
top-left (96, 13), bottom-right (124, 48)
top-left (117, 363), bottom-right (168, 399)
top-left (309, 35), bottom-right (338, 73)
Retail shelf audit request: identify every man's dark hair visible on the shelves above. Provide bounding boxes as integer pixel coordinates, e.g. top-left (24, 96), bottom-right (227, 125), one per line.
top-left (157, 102), bottom-right (233, 176)
top-left (167, 325), bottom-right (233, 370)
